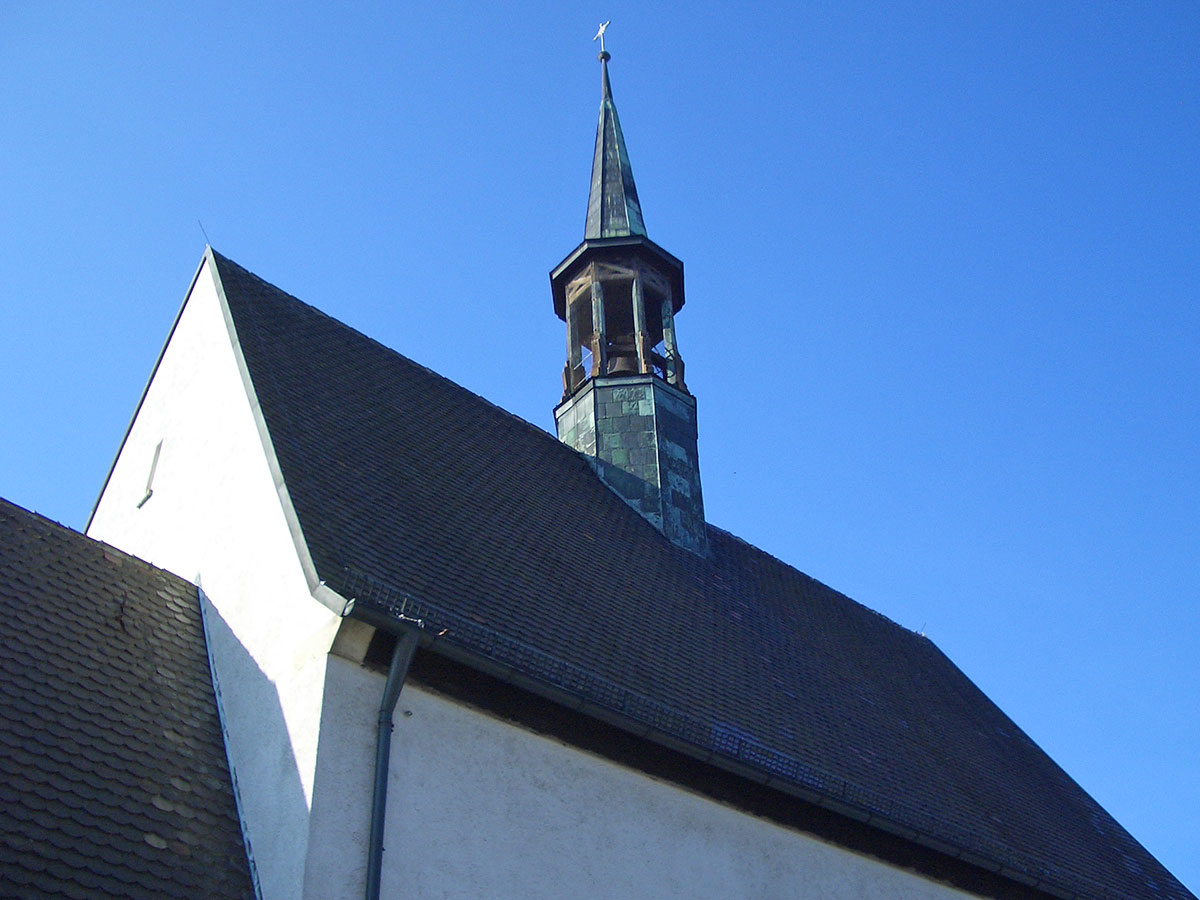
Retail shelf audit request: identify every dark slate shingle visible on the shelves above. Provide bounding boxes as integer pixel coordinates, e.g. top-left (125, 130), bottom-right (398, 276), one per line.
top-left (0, 499), bottom-right (255, 900)
top-left (212, 249), bottom-right (1193, 900)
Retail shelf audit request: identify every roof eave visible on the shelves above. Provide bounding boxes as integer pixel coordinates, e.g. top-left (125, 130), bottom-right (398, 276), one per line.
top-left (348, 597), bottom-right (1095, 900)
top-left (550, 235), bottom-right (685, 320)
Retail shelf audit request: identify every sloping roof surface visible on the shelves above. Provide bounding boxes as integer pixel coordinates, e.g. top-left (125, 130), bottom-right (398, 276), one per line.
top-left (212, 250), bottom-right (1193, 900)
top-left (0, 498), bottom-right (255, 900)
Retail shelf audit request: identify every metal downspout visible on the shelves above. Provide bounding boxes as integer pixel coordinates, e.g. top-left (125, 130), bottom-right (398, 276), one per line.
top-left (365, 629), bottom-right (419, 900)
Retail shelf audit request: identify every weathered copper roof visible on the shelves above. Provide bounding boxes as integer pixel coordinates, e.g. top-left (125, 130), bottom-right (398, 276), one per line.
top-left (585, 53), bottom-right (647, 239)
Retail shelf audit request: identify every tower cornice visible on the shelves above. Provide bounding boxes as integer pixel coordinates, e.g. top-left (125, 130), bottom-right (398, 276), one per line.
top-left (549, 235), bottom-right (683, 322)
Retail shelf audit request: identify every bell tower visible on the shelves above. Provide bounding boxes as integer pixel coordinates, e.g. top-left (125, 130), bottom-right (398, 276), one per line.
top-left (551, 38), bottom-right (706, 555)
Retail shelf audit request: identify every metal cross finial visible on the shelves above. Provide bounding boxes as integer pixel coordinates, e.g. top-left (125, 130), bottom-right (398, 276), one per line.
top-left (593, 21), bottom-right (610, 53)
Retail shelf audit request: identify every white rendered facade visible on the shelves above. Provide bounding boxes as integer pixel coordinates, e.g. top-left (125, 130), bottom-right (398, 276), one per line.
top-left (88, 254), bottom-right (340, 900)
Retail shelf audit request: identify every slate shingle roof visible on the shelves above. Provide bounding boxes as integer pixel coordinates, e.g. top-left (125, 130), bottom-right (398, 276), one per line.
top-left (0, 498), bottom-right (255, 900)
top-left (211, 249), bottom-right (1193, 900)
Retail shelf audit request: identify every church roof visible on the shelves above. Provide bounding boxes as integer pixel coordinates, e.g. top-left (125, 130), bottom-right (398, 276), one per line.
top-left (585, 54), bottom-right (647, 239)
top-left (0, 498), bottom-right (255, 900)
top-left (209, 248), bottom-right (1192, 900)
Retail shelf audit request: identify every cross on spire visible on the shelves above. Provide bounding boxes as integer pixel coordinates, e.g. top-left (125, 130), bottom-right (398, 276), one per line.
top-left (593, 20), bottom-right (610, 55)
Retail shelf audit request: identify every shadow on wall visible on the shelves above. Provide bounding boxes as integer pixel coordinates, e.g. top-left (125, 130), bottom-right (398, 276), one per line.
top-left (200, 591), bottom-right (311, 900)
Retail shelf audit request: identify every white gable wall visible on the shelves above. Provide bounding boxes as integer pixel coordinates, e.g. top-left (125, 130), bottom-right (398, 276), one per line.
top-left (87, 254), bottom-right (341, 900)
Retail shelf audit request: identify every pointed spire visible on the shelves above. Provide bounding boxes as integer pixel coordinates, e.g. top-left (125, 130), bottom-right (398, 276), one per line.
top-left (585, 48), bottom-right (647, 239)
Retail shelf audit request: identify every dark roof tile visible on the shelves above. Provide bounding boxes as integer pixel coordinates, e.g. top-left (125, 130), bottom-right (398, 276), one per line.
top-left (0, 499), bottom-right (255, 900)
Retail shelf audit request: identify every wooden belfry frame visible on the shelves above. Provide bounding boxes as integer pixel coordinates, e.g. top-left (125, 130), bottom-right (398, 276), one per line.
top-left (562, 259), bottom-right (684, 397)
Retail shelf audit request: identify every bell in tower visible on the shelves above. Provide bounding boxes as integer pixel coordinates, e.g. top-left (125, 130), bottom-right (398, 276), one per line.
top-left (551, 33), bottom-right (706, 555)
top-left (555, 255), bottom-right (686, 391)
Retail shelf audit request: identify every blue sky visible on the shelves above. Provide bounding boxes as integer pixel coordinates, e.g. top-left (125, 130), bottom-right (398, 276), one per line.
top-left (2, 1), bottom-right (1196, 891)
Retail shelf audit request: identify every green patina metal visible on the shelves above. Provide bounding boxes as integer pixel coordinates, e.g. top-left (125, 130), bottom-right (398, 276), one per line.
top-left (586, 51), bottom-right (647, 240)
top-left (556, 376), bottom-right (707, 556)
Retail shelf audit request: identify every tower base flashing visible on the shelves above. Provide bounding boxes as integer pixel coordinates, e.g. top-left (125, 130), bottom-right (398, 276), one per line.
top-left (555, 375), bottom-right (707, 556)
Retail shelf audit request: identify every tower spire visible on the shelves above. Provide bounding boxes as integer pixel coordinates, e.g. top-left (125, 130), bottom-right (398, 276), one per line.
top-left (586, 40), bottom-right (646, 239)
top-left (549, 27), bottom-right (707, 555)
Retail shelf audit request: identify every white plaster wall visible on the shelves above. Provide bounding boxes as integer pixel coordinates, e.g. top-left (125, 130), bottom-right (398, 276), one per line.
top-left (87, 254), bottom-right (341, 900)
top-left (306, 656), bottom-right (985, 900)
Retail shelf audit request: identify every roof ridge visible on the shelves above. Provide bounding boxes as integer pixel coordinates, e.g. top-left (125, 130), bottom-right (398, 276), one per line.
top-left (0, 496), bottom-right (74, 533)
top-left (1, 497), bottom-right (189, 580)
